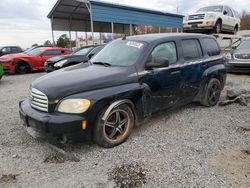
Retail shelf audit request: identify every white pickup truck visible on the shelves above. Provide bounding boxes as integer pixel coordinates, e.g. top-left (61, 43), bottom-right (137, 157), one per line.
top-left (183, 5), bottom-right (240, 34)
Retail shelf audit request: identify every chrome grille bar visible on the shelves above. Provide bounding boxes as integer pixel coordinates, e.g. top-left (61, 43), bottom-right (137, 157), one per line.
top-left (29, 88), bottom-right (48, 112)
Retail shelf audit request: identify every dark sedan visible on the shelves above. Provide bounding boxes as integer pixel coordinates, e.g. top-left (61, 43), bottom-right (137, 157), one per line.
top-left (44, 45), bottom-right (103, 72)
top-left (226, 38), bottom-right (250, 73)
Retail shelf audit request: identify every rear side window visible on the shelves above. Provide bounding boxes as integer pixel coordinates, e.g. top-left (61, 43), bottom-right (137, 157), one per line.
top-left (43, 50), bottom-right (64, 56)
top-left (203, 38), bottom-right (220, 56)
top-left (181, 39), bottom-right (202, 61)
top-left (151, 42), bottom-right (177, 65)
top-left (11, 47), bottom-right (21, 53)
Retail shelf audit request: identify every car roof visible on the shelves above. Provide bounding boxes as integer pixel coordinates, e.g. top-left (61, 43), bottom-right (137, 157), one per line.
top-left (126, 33), bottom-right (213, 43)
top-left (37, 47), bottom-right (69, 51)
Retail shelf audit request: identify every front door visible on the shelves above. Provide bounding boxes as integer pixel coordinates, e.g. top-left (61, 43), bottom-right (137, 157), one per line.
top-left (140, 41), bottom-right (182, 113)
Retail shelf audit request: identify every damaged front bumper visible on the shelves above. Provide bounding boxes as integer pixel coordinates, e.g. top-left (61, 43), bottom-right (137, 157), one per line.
top-left (19, 99), bottom-right (92, 143)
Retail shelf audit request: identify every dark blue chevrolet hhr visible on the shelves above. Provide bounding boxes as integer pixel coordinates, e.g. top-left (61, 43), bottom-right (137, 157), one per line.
top-left (19, 33), bottom-right (226, 147)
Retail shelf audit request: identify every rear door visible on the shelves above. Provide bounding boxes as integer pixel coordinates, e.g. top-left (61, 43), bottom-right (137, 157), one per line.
top-left (140, 41), bottom-right (182, 113)
top-left (180, 38), bottom-right (206, 101)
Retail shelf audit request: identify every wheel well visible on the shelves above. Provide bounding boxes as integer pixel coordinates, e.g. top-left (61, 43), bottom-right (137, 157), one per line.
top-left (217, 18), bottom-right (222, 24)
top-left (16, 61), bottom-right (30, 67)
top-left (101, 99), bottom-right (138, 124)
top-left (15, 61), bottom-right (31, 73)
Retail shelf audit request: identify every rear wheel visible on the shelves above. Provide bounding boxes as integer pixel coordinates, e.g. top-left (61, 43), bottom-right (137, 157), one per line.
top-left (213, 20), bottom-right (222, 34)
top-left (94, 104), bottom-right (135, 148)
top-left (15, 62), bottom-right (30, 74)
top-left (201, 78), bottom-right (222, 107)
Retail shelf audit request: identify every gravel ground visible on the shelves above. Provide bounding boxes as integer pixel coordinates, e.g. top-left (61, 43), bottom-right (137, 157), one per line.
top-left (0, 73), bottom-right (249, 188)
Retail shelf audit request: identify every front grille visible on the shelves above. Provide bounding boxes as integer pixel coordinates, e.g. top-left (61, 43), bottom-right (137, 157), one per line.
top-left (29, 88), bottom-right (48, 112)
top-left (188, 14), bottom-right (205, 20)
top-left (234, 53), bottom-right (250, 60)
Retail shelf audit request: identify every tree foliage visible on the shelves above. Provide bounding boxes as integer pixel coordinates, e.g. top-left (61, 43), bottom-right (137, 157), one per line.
top-left (56, 34), bottom-right (76, 48)
top-left (44, 40), bottom-right (52, 46)
top-left (241, 11), bottom-right (250, 30)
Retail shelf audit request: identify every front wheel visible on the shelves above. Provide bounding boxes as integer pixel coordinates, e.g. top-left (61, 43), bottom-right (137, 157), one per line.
top-left (212, 20), bottom-right (222, 34)
top-left (94, 104), bottom-right (135, 148)
top-left (15, 62), bottom-right (30, 74)
top-left (201, 78), bottom-right (222, 107)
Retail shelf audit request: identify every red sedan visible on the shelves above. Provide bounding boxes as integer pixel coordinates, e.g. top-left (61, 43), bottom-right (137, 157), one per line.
top-left (0, 47), bottom-right (71, 74)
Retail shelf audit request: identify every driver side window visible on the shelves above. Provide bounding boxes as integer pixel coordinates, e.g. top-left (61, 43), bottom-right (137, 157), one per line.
top-left (151, 42), bottom-right (177, 65)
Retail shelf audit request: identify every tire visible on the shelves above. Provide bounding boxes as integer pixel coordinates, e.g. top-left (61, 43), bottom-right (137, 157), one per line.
top-left (15, 62), bottom-right (30, 74)
top-left (201, 78), bottom-right (222, 107)
top-left (213, 20), bottom-right (222, 34)
top-left (94, 104), bottom-right (135, 148)
top-left (233, 26), bottom-right (238, 35)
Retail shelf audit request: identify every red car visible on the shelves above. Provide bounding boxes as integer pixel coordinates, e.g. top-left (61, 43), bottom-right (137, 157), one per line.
top-left (0, 47), bottom-right (71, 74)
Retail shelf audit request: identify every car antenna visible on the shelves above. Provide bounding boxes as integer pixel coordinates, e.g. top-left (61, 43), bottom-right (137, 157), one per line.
top-left (122, 34), bottom-right (127, 40)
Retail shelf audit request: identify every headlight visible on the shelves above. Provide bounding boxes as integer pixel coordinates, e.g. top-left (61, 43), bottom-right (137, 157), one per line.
top-left (57, 99), bottom-right (91, 114)
top-left (206, 13), bottom-right (215, 20)
top-left (225, 53), bottom-right (232, 60)
top-left (54, 60), bottom-right (68, 68)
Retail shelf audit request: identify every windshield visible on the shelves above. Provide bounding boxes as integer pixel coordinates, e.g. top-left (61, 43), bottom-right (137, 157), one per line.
top-left (73, 47), bottom-right (93, 55)
top-left (90, 40), bottom-right (145, 67)
top-left (25, 47), bottom-right (43, 56)
top-left (237, 39), bottom-right (250, 50)
top-left (197, 6), bottom-right (223, 13)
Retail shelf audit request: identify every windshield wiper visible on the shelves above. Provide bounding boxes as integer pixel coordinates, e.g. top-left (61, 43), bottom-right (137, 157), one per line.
top-left (92, 62), bottom-right (111, 67)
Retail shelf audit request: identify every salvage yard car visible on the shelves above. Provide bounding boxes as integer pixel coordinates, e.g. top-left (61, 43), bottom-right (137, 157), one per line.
top-left (45, 45), bottom-right (103, 72)
top-left (226, 37), bottom-right (250, 73)
top-left (183, 5), bottom-right (240, 34)
top-left (0, 47), bottom-right (71, 74)
top-left (19, 33), bottom-right (226, 148)
top-left (0, 46), bottom-right (23, 57)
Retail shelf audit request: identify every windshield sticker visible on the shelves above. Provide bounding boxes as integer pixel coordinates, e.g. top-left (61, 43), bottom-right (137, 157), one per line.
top-left (126, 41), bottom-right (144, 49)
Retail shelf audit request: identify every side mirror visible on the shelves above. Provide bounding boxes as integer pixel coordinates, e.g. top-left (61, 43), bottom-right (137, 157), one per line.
top-left (223, 10), bottom-right (227, 15)
top-left (146, 57), bottom-right (170, 69)
top-left (232, 46), bottom-right (237, 50)
top-left (88, 53), bottom-right (95, 59)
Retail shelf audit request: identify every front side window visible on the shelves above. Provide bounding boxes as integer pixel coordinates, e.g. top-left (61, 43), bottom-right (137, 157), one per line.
top-left (2, 47), bottom-right (11, 54)
top-left (150, 42), bottom-right (177, 65)
top-left (91, 40), bottom-right (145, 67)
top-left (182, 39), bottom-right (203, 61)
top-left (203, 38), bottom-right (220, 56)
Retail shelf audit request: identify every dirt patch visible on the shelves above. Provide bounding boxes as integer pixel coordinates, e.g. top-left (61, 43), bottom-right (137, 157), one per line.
top-left (109, 163), bottom-right (147, 188)
top-left (210, 147), bottom-right (250, 187)
top-left (43, 153), bottom-right (65, 164)
top-left (0, 174), bottom-right (19, 184)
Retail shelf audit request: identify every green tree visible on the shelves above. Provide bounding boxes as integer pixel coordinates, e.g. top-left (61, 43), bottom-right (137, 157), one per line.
top-left (56, 34), bottom-right (70, 48)
top-left (44, 40), bottom-right (52, 46)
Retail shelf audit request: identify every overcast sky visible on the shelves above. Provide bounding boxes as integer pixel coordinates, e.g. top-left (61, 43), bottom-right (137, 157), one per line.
top-left (0, 0), bottom-right (249, 48)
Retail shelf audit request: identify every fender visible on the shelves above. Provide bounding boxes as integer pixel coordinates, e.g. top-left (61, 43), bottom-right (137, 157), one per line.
top-left (194, 64), bottom-right (226, 101)
top-left (101, 99), bottom-right (136, 121)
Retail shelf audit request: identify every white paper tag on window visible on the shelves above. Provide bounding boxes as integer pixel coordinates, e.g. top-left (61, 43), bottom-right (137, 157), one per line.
top-left (126, 41), bottom-right (144, 49)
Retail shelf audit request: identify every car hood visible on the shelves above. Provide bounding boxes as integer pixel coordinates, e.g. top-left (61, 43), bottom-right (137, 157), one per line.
top-left (32, 63), bottom-right (138, 100)
top-left (47, 55), bottom-right (86, 64)
top-left (0, 53), bottom-right (30, 60)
